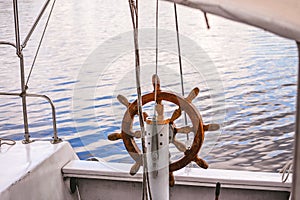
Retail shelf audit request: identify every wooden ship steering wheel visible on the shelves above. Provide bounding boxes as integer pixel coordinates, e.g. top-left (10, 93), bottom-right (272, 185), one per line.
top-left (108, 75), bottom-right (219, 186)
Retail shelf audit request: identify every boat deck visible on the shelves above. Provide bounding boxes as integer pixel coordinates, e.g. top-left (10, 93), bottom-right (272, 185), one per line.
top-left (63, 160), bottom-right (292, 200)
top-left (0, 141), bottom-right (78, 200)
top-left (0, 140), bottom-right (292, 200)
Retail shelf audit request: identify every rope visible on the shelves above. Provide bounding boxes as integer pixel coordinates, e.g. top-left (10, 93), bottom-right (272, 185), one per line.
top-left (25, 0), bottom-right (57, 88)
top-left (0, 138), bottom-right (16, 147)
top-left (150, 0), bottom-right (160, 178)
top-left (174, 3), bottom-right (189, 142)
top-left (152, 1), bottom-right (159, 157)
top-left (280, 160), bottom-right (293, 183)
top-left (128, 1), bottom-right (152, 199)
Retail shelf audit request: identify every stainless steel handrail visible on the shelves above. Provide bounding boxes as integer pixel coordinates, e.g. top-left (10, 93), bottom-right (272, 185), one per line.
top-left (0, 91), bottom-right (61, 144)
top-left (0, 0), bottom-right (61, 144)
top-left (0, 41), bottom-right (16, 48)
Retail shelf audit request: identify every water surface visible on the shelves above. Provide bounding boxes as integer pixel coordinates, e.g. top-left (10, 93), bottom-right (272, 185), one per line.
top-left (0, 0), bottom-right (297, 172)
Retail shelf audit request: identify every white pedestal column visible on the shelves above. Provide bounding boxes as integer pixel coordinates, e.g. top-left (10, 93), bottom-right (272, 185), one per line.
top-left (145, 121), bottom-right (169, 200)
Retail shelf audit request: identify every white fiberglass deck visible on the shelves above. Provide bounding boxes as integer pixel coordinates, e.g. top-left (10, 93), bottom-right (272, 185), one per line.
top-left (0, 141), bottom-right (78, 200)
top-left (0, 140), bottom-right (292, 200)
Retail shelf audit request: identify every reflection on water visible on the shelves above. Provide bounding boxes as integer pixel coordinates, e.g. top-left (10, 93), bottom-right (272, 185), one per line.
top-left (0, 0), bottom-right (297, 172)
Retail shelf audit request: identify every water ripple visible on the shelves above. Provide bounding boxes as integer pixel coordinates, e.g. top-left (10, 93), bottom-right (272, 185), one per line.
top-left (0, 0), bottom-right (297, 173)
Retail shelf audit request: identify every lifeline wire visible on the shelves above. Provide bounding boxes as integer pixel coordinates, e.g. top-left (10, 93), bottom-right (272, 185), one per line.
top-left (152, 0), bottom-right (159, 154)
top-left (128, 1), bottom-right (152, 199)
top-left (174, 3), bottom-right (189, 141)
top-left (25, 0), bottom-right (57, 88)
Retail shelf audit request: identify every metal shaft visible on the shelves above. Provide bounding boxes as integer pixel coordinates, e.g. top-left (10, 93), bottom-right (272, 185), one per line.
top-left (13, 0), bottom-right (30, 142)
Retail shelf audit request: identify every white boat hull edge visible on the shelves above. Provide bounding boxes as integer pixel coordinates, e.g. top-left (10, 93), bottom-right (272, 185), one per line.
top-left (63, 160), bottom-right (291, 200)
top-left (0, 141), bottom-right (78, 200)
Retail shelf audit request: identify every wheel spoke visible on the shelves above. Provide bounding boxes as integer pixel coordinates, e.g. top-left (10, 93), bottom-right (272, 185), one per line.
top-left (117, 94), bottom-right (130, 107)
top-left (170, 108), bottom-right (181, 123)
top-left (133, 130), bottom-right (141, 138)
top-left (203, 123), bottom-right (220, 131)
top-left (169, 172), bottom-right (175, 187)
top-left (194, 156), bottom-right (208, 169)
top-left (185, 87), bottom-right (199, 103)
top-left (108, 133), bottom-right (122, 141)
top-left (176, 126), bottom-right (192, 134)
top-left (130, 162), bottom-right (141, 175)
top-left (172, 138), bottom-right (187, 152)
top-left (152, 74), bottom-right (161, 92)
top-left (142, 112), bottom-right (149, 121)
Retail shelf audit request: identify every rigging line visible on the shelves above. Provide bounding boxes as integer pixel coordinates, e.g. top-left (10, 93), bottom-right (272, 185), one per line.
top-left (155, 0), bottom-right (159, 76)
top-left (25, 0), bottom-right (57, 88)
top-left (128, 1), bottom-right (152, 200)
top-left (135, 1), bottom-right (152, 198)
top-left (21, 0), bottom-right (51, 49)
top-left (151, 0), bottom-right (160, 178)
top-left (153, 0), bottom-right (159, 122)
top-left (174, 3), bottom-right (189, 140)
top-left (152, 0), bottom-right (160, 166)
top-left (136, 0), bottom-right (138, 29)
